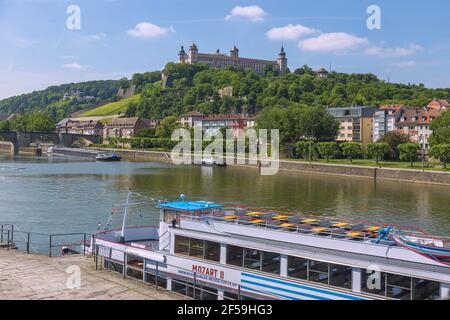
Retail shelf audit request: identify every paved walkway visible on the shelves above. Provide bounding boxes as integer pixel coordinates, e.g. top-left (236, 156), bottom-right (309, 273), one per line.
top-left (0, 249), bottom-right (182, 300)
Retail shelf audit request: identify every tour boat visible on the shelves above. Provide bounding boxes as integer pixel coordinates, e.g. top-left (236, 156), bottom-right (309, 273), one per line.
top-left (88, 193), bottom-right (450, 300)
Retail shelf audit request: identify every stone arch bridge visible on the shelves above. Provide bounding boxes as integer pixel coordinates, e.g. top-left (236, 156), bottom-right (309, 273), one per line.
top-left (0, 132), bottom-right (101, 154)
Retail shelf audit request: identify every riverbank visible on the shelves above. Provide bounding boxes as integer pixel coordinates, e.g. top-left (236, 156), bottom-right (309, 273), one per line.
top-left (0, 249), bottom-right (180, 300)
top-left (51, 147), bottom-right (450, 186)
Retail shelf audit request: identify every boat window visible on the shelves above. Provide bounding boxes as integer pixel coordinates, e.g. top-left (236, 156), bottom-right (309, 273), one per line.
top-left (386, 274), bottom-right (412, 300)
top-left (189, 238), bottom-right (205, 258)
top-left (413, 278), bottom-right (440, 300)
top-left (227, 245), bottom-right (244, 267)
top-left (361, 270), bottom-right (387, 297)
top-left (288, 256), bottom-right (308, 280)
top-left (244, 248), bottom-right (261, 270)
top-left (330, 264), bottom-right (352, 289)
top-left (205, 241), bottom-right (220, 262)
top-left (261, 252), bottom-right (281, 275)
top-left (174, 236), bottom-right (190, 256)
top-left (309, 260), bottom-right (330, 284)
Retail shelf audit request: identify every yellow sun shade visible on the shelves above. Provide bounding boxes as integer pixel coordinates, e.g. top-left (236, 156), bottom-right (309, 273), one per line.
top-left (250, 219), bottom-right (266, 224)
top-left (332, 222), bottom-right (349, 227)
top-left (301, 219), bottom-right (318, 223)
top-left (272, 215), bottom-right (289, 220)
top-left (246, 211), bottom-right (262, 216)
top-left (280, 223), bottom-right (296, 228)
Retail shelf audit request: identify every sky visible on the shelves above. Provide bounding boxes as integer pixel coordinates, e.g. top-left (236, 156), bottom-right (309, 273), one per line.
top-left (1, 0), bottom-right (450, 100)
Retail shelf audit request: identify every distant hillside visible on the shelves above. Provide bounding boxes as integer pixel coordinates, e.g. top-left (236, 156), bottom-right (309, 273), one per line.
top-left (0, 70), bottom-right (161, 121)
top-left (1, 63), bottom-right (449, 122)
top-left (121, 62), bottom-right (450, 120)
top-left (0, 80), bottom-right (121, 121)
top-left (79, 94), bottom-right (141, 117)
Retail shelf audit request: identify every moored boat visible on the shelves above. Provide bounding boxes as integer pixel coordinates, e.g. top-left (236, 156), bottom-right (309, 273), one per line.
top-left (96, 152), bottom-right (121, 162)
top-left (89, 193), bottom-right (450, 300)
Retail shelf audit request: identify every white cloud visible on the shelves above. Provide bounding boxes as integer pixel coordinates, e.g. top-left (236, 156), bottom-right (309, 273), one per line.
top-left (298, 32), bottom-right (369, 52)
top-left (391, 60), bottom-right (416, 68)
top-left (365, 44), bottom-right (422, 57)
top-left (63, 62), bottom-right (91, 70)
top-left (266, 24), bottom-right (316, 41)
top-left (127, 22), bottom-right (175, 39)
top-left (225, 5), bottom-right (267, 22)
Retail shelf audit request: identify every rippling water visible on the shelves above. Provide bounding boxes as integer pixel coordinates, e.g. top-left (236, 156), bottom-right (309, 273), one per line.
top-left (0, 155), bottom-right (449, 237)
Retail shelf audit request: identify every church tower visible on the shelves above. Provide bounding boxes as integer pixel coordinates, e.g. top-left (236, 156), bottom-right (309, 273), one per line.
top-left (277, 45), bottom-right (287, 74)
top-left (178, 45), bottom-right (187, 63)
top-left (188, 42), bottom-right (198, 63)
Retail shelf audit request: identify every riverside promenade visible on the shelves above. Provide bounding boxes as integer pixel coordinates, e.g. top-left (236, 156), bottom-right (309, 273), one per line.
top-left (0, 249), bottom-right (181, 300)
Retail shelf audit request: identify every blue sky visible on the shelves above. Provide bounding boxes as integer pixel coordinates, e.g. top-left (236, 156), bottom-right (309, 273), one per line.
top-left (1, 0), bottom-right (450, 99)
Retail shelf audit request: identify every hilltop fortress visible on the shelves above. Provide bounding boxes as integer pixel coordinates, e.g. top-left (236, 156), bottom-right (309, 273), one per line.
top-left (177, 43), bottom-right (287, 74)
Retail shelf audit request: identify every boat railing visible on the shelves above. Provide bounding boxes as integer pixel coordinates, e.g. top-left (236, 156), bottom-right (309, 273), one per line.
top-left (92, 242), bottom-right (283, 300)
top-left (178, 213), bottom-right (450, 246)
top-left (0, 224), bottom-right (91, 257)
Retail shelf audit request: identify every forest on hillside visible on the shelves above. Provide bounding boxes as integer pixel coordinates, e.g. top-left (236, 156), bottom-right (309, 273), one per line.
top-left (125, 63), bottom-right (450, 120)
top-left (1, 62), bottom-right (449, 122)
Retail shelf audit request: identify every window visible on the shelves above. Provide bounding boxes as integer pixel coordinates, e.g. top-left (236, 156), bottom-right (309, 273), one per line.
top-left (205, 241), bottom-right (220, 262)
top-left (330, 264), bottom-right (352, 289)
top-left (174, 236), bottom-right (190, 255)
top-left (288, 256), bottom-right (308, 280)
top-left (189, 238), bottom-right (205, 258)
top-left (227, 245), bottom-right (244, 267)
top-left (244, 248), bottom-right (261, 270)
top-left (309, 260), bottom-right (329, 284)
top-left (175, 236), bottom-right (220, 262)
top-left (413, 278), bottom-right (440, 300)
top-left (262, 252), bottom-right (280, 274)
top-left (362, 270), bottom-right (386, 296)
top-left (386, 274), bottom-right (412, 300)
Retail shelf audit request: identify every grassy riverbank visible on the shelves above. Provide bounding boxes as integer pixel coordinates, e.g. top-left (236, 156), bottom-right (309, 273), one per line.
top-left (290, 158), bottom-right (450, 172)
top-left (91, 145), bottom-right (450, 172)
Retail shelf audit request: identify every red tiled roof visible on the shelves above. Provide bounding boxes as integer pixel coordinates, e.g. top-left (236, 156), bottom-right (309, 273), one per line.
top-left (182, 111), bottom-right (204, 117)
top-left (201, 114), bottom-right (248, 121)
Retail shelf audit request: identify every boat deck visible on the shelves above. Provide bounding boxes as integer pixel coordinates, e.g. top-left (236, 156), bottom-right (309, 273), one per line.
top-left (179, 205), bottom-right (450, 248)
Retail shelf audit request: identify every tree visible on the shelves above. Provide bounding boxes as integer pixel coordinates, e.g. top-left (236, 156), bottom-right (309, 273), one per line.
top-left (341, 142), bottom-right (363, 163)
top-left (0, 120), bottom-right (12, 132)
top-left (12, 112), bottom-right (56, 133)
top-left (318, 142), bottom-right (339, 162)
top-left (429, 144), bottom-right (450, 169)
top-left (156, 116), bottom-right (180, 138)
top-left (429, 110), bottom-right (450, 146)
top-left (379, 131), bottom-right (411, 159)
top-left (398, 143), bottom-right (420, 167)
top-left (366, 142), bottom-right (390, 164)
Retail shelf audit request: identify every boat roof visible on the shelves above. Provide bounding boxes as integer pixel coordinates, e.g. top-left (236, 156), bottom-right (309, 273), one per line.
top-left (160, 200), bottom-right (224, 211)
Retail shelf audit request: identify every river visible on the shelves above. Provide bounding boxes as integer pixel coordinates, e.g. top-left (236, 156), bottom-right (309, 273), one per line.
top-left (0, 155), bottom-right (449, 238)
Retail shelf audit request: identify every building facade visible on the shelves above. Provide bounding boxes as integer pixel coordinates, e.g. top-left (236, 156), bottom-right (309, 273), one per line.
top-left (180, 111), bottom-right (254, 137)
top-left (372, 105), bottom-right (405, 142)
top-left (178, 43), bottom-right (287, 74)
top-left (57, 119), bottom-right (103, 136)
top-left (104, 117), bottom-right (150, 139)
top-left (327, 106), bottom-right (376, 145)
top-left (395, 107), bottom-right (443, 149)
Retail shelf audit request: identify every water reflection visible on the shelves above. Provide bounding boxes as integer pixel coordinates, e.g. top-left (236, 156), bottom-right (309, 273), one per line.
top-left (0, 156), bottom-right (449, 236)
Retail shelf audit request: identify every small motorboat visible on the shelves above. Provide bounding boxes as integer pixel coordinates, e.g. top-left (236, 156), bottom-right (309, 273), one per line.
top-left (96, 152), bottom-right (122, 162)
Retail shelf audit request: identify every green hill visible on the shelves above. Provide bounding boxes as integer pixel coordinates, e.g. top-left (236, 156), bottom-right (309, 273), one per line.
top-left (79, 94), bottom-right (141, 117)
